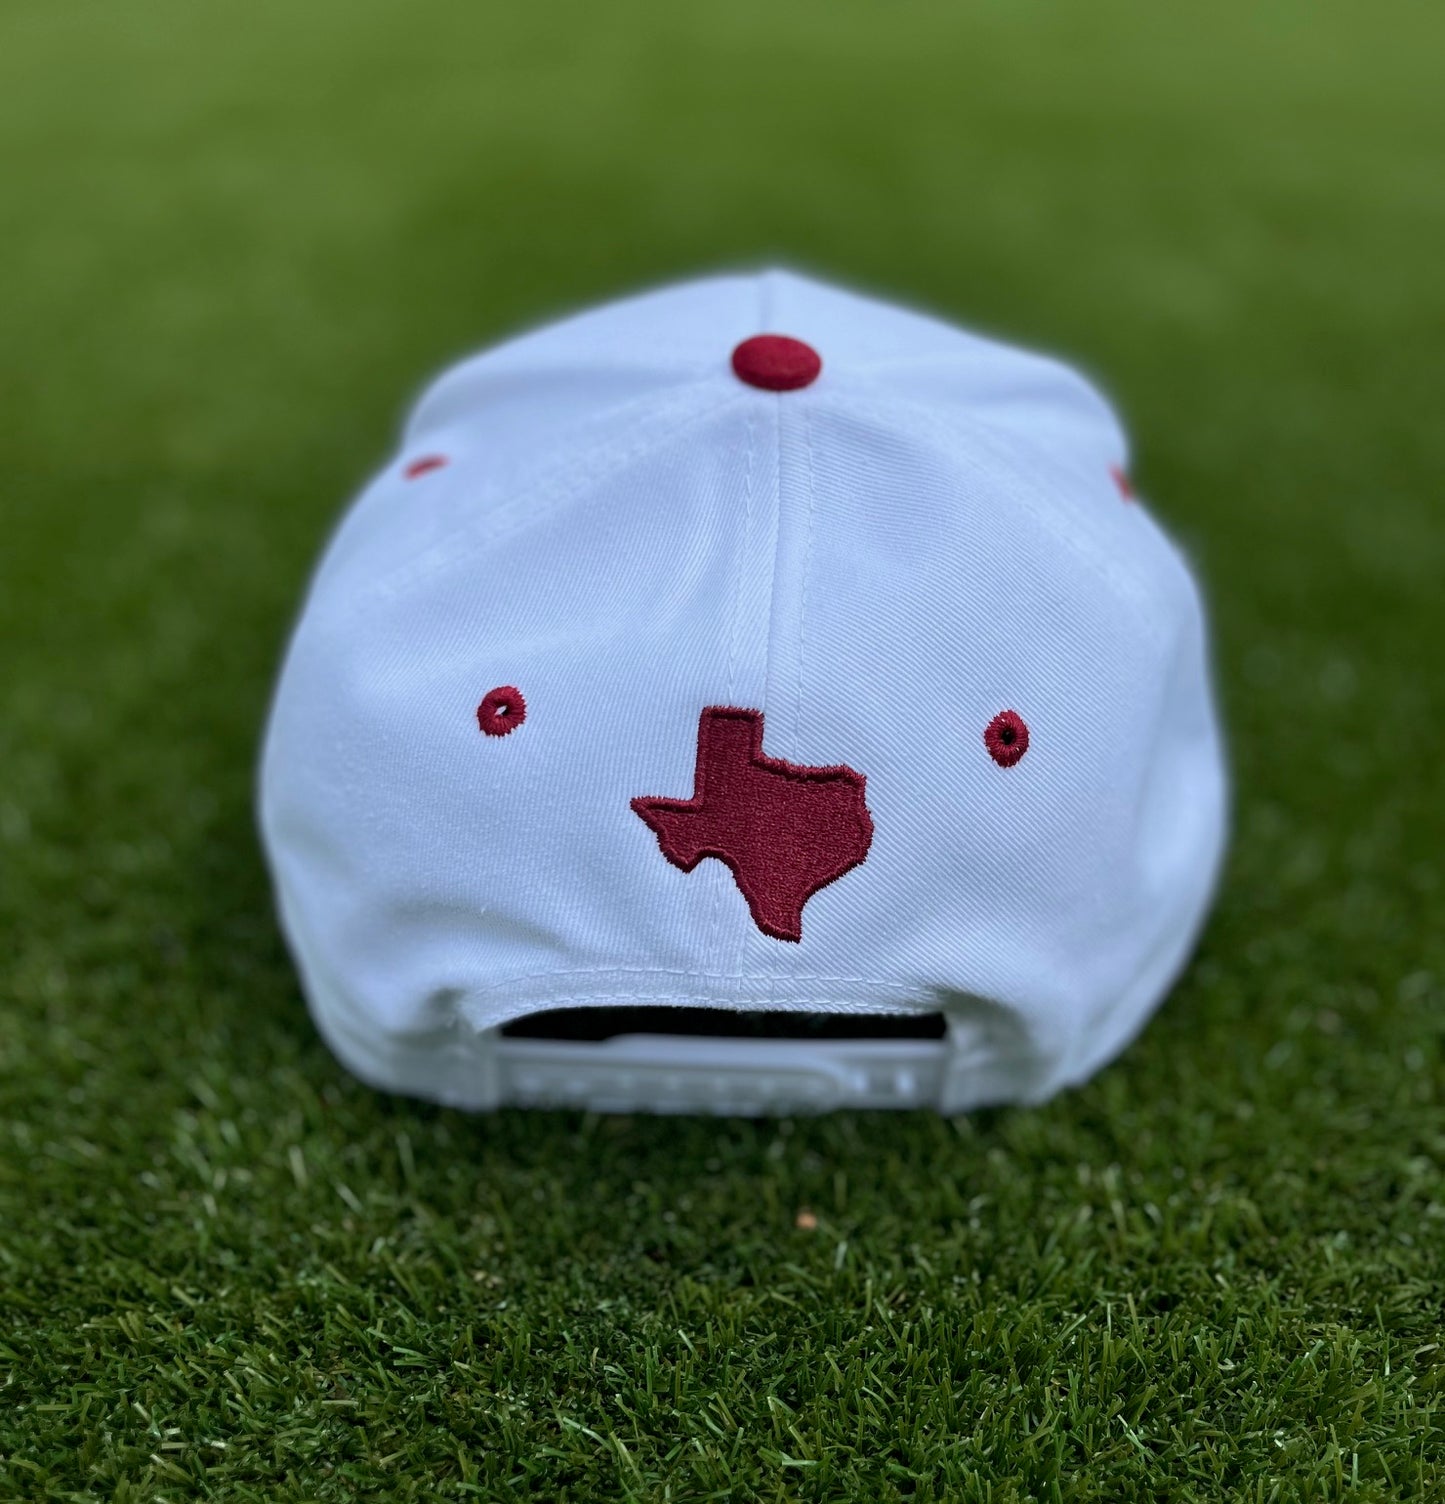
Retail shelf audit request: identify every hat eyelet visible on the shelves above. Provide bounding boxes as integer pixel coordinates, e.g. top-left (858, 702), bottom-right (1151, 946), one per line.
top-left (984, 709), bottom-right (1029, 767)
top-left (477, 685), bottom-right (526, 737)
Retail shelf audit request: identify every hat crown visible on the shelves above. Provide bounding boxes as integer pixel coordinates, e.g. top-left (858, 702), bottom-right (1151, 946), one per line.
top-left (260, 270), bottom-right (1226, 1106)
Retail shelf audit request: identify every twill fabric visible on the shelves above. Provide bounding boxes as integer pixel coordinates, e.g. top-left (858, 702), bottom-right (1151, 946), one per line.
top-left (259, 270), bottom-right (1228, 1105)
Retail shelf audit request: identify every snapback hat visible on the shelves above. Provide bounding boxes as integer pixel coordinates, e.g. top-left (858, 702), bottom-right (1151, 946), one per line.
top-left (259, 270), bottom-right (1227, 1114)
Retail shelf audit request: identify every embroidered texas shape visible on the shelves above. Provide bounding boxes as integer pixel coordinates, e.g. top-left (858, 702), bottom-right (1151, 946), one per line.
top-left (631, 706), bottom-right (874, 942)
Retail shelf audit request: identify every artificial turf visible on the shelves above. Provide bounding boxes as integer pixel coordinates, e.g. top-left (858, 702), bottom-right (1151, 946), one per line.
top-left (2, 0), bottom-right (1443, 1498)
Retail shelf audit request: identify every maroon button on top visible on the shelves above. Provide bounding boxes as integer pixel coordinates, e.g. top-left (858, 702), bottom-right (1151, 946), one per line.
top-left (731, 334), bottom-right (822, 391)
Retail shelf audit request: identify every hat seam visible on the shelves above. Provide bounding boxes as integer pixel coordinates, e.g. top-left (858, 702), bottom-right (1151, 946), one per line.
top-left (849, 347), bottom-right (1126, 449)
top-left (707, 398), bottom-right (759, 981)
top-left (322, 385), bottom-right (743, 621)
top-left (795, 399), bottom-right (820, 761)
top-left (870, 391), bottom-right (1180, 615)
top-left (450, 962), bottom-right (1006, 995)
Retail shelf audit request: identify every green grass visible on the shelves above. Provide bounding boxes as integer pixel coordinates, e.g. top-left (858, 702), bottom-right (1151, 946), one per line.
top-left (2, 0), bottom-right (1443, 1498)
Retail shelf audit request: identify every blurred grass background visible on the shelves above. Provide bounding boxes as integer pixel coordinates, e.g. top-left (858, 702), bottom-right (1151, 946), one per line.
top-left (2, 1), bottom-right (1443, 1499)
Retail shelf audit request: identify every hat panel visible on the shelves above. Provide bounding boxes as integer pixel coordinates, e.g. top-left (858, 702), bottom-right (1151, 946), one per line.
top-left (262, 401), bottom-right (780, 1036)
top-left (743, 398), bottom-right (1224, 1080)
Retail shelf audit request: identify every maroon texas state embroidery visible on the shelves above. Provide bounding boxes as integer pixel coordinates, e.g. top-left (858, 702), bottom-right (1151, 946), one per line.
top-left (631, 707), bottom-right (873, 942)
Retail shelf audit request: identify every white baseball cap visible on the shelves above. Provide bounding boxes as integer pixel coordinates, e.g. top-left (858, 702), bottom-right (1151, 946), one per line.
top-left (259, 269), bottom-right (1227, 1114)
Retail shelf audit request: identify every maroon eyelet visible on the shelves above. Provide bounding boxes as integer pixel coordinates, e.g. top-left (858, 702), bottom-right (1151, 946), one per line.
top-left (477, 685), bottom-right (526, 736)
top-left (984, 709), bottom-right (1029, 767)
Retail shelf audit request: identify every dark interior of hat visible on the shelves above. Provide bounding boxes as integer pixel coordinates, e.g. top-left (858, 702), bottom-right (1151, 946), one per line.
top-left (501, 1006), bottom-right (947, 1041)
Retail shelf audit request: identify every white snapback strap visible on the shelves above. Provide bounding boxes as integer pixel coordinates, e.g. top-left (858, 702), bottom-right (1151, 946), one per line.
top-left (313, 981), bottom-right (1040, 1114)
top-left (492, 1033), bottom-right (946, 1113)
top-left (485, 1015), bottom-right (1041, 1114)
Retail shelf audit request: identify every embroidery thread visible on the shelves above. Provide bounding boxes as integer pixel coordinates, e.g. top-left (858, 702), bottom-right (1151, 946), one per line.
top-left (984, 709), bottom-right (1029, 767)
top-left (632, 707), bottom-right (872, 942)
top-left (477, 685), bottom-right (526, 737)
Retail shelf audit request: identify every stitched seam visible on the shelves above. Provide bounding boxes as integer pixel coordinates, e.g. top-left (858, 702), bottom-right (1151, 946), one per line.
top-left (852, 391), bottom-right (1164, 612)
top-left (406, 351), bottom-right (723, 440)
top-left (484, 993), bottom-right (1031, 1021)
top-left (740, 272), bottom-right (785, 989)
top-left (317, 379), bottom-right (714, 593)
top-left (795, 399), bottom-right (819, 757)
top-left (851, 347), bottom-right (1122, 429)
top-left (462, 965), bottom-right (930, 992)
top-left (379, 390), bottom-right (719, 595)
top-left (706, 402), bottom-right (757, 977)
top-left (474, 995), bottom-right (1045, 1041)
top-left (723, 410), bottom-right (755, 713)
top-left (762, 391), bottom-right (785, 998)
top-left (321, 389), bottom-right (739, 623)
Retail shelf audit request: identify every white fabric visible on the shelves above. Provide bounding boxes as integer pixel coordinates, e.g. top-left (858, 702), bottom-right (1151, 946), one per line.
top-left (259, 269), bottom-right (1227, 1105)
